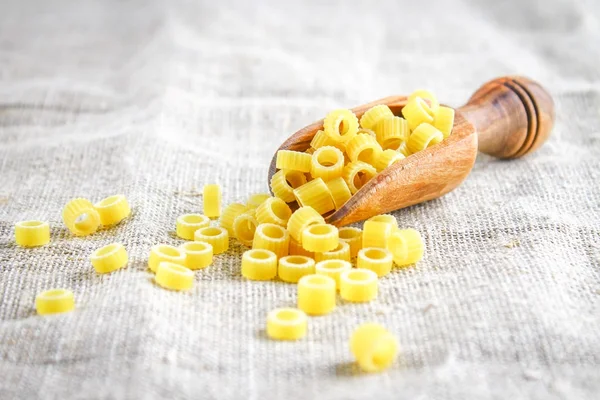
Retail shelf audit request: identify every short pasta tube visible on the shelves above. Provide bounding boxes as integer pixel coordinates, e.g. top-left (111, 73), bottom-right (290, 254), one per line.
top-left (373, 149), bottom-right (405, 172)
top-left (357, 248), bottom-right (393, 277)
top-left (432, 106), bottom-right (455, 138)
top-left (343, 161), bottom-right (377, 194)
top-left (367, 214), bottom-right (398, 229)
top-left (286, 206), bottom-right (325, 243)
top-left (242, 249), bottom-right (277, 280)
top-left (350, 323), bottom-right (398, 373)
top-left (35, 289), bottom-right (75, 315)
top-left (387, 228), bottom-right (425, 267)
top-left (401, 97), bottom-right (434, 131)
top-left (408, 89), bottom-right (439, 116)
top-left (373, 116), bottom-right (409, 150)
top-left (194, 226), bottom-right (229, 254)
top-left (359, 104), bottom-right (394, 131)
top-left (252, 223), bottom-right (290, 259)
top-left (315, 241), bottom-right (351, 263)
top-left (323, 109), bottom-right (359, 144)
top-left (346, 134), bottom-right (382, 164)
top-left (362, 220), bottom-right (393, 249)
top-left (14, 220), bottom-right (50, 247)
top-left (278, 255), bottom-right (315, 283)
top-left (297, 274), bottom-right (336, 316)
top-left (325, 177), bottom-right (352, 210)
top-left (177, 213), bottom-right (211, 240)
top-left (301, 223), bottom-right (339, 253)
top-left (276, 150), bottom-right (312, 173)
top-left (310, 130), bottom-right (345, 151)
top-left (233, 212), bottom-right (259, 246)
top-left (310, 146), bottom-right (345, 181)
top-left (289, 237), bottom-right (315, 258)
top-left (293, 178), bottom-right (335, 215)
top-left (203, 184), bottom-right (222, 218)
top-left (338, 227), bottom-right (362, 258)
top-left (94, 195), bottom-right (131, 226)
top-left (339, 268), bottom-right (378, 302)
top-left (90, 243), bottom-right (128, 274)
top-left (155, 262), bottom-right (194, 291)
top-left (247, 193), bottom-right (271, 209)
top-left (407, 123), bottom-right (444, 154)
top-left (396, 141), bottom-right (412, 157)
top-left (270, 169), bottom-right (307, 203)
top-left (267, 308), bottom-right (307, 341)
top-left (179, 241), bottom-right (213, 270)
top-left (256, 197), bottom-right (292, 227)
top-left (148, 244), bottom-right (186, 273)
top-left (315, 259), bottom-right (352, 289)
top-left (220, 203), bottom-right (250, 235)
top-left (62, 198), bottom-right (101, 237)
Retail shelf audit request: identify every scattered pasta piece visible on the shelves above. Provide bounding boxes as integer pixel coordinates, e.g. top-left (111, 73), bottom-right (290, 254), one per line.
top-left (350, 323), bottom-right (398, 373)
top-left (270, 169), bottom-right (307, 203)
top-left (194, 226), bottom-right (229, 254)
top-left (346, 134), bottom-right (382, 164)
top-left (220, 203), bottom-right (250, 235)
top-left (256, 197), bottom-right (292, 227)
top-left (402, 97), bottom-right (434, 131)
top-left (287, 206), bottom-right (325, 243)
top-left (310, 130), bottom-right (345, 151)
top-left (311, 146), bottom-right (345, 181)
top-left (62, 198), bottom-right (101, 237)
top-left (325, 177), bottom-right (352, 210)
top-left (276, 150), bottom-right (312, 173)
top-left (180, 241), bottom-right (213, 270)
top-left (315, 241), bottom-right (351, 263)
top-left (94, 194), bottom-right (131, 226)
top-left (14, 220), bottom-right (50, 247)
top-left (252, 223), bottom-right (289, 259)
top-left (176, 213), bottom-right (211, 240)
top-left (367, 214), bottom-right (398, 229)
top-left (247, 193), bottom-right (271, 209)
top-left (297, 274), bottom-right (336, 315)
top-left (155, 262), bottom-right (194, 291)
top-left (35, 289), bottom-right (75, 315)
top-left (90, 243), bottom-right (128, 274)
top-left (339, 268), bottom-right (378, 302)
top-left (343, 161), bottom-right (377, 194)
top-left (387, 228), bottom-right (425, 266)
top-left (359, 104), bottom-right (394, 131)
top-left (278, 255), bottom-right (315, 283)
top-left (242, 249), bottom-right (278, 280)
top-left (408, 89), bottom-right (439, 116)
top-left (323, 109), bottom-right (359, 143)
top-left (374, 116), bottom-right (409, 150)
top-left (233, 212), bottom-right (259, 247)
top-left (433, 106), bottom-right (455, 138)
top-left (357, 248), bottom-right (393, 277)
top-left (289, 237), bottom-right (315, 258)
top-left (373, 149), bottom-right (405, 172)
top-left (315, 259), bottom-right (352, 289)
top-left (302, 223), bottom-right (339, 253)
top-left (203, 184), bottom-right (222, 218)
top-left (267, 308), bottom-right (307, 340)
top-left (293, 178), bottom-right (335, 215)
top-left (407, 123), bottom-right (443, 153)
top-left (338, 227), bottom-right (362, 258)
top-left (362, 220), bottom-right (393, 249)
top-left (148, 244), bottom-right (186, 273)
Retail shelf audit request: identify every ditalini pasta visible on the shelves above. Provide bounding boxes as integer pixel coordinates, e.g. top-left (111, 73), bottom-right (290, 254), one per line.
top-left (311, 146), bottom-right (345, 181)
top-left (339, 268), bottom-right (378, 302)
top-left (194, 226), bottom-right (229, 254)
top-left (301, 223), bottom-right (339, 253)
top-left (233, 211), bottom-right (259, 247)
top-left (179, 241), bottom-right (213, 270)
top-left (314, 241), bottom-right (351, 263)
top-left (297, 274), bottom-right (336, 315)
top-left (35, 289), bottom-right (75, 315)
top-left (62, 198), bottom-right (101, 237)
top-left (255, 197), bottom-right (292, 227)
top-left (323, 109), bottom-right (359, 143)
top-left (177, 213), bottom-right (211, 240)
top-left (278, 255), bottom-right (315, 283)
top-left (270, 169), bottom-right (307, 203)
top-left (276, 150), bottom-right (312, 172)
top-left (359, 104), bottom-right (394, 131)
top-left (286, 206), bottom-right (325, 243)
top-left (433, 106), bottom-right (455, 138)
top-left (266, 308), bottom-right (307, 340)
top-left (315, 259), bottom-right (352, 289)
top-left (155, 262), bottom-right (194, 291)
top-left (362, 220), bottom-right (393, 249)
top-left (288, 237), bottom-right (315, 258)
top-left (343, 161), bottom-right (377, 194)
top-left (357, 248), bottom-right (393, 277)
top-left (252, 223), bottom-right (289, 259)
top-left (247, 193), bottom-right (271, 209)
top-left (94, 195), bottom-right (131, 226)
top-left (402, 97), bottom-right (434, 130)
top-left (293, 178), bottom-right (335, 215)
top-left (203, 184), bottom-right (222, 218)
top-left (346, 134), bottom-right (382, 164)
top-left (220, 203), bottom-right (250, 235)
top-left (325, 177), bottom-right (352, 210)
top-left (242, 249), bottom-right (278, 281)
top-left (373, 149), bottom-right (405, 172)
top-left (338, 227), bottom-right (362, 258)
top-left (90, 243), bottom-right (128, 274)
top-left (408, 89), bottom-right (439, 116)
top-left (350, 323), bottom-right (398, 372)
top-left (148, 244), bottom-right (186, 273)
top-left (14, 220), bottom-right (50, 247)
top-left (367, 214), bottom-right (398, 229)
top-left (387, 228), bottom-right (425, 266)
top-left (373, 116), bottom-right (409, 150)
top-left (407, 123), bottom-right (444, 153)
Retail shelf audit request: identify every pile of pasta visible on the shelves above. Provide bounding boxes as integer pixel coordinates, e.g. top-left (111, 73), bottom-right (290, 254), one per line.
top-left (270, 90), bottom-right (454, 216)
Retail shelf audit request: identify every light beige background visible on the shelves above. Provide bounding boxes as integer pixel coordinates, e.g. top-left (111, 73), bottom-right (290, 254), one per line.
top-left (1, 0), bottom-right (599, 399)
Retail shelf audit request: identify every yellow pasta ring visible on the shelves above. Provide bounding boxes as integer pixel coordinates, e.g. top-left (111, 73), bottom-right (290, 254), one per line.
top-left (255, 197), bottom-right (292, 227)
top-left (297, 274), bottom-right (336, 316)
top-left (14, 220), bottom-right (50, 247)
top-left (266, 308), bottom-right (308, 340)
top-left (278, 255), bottom-right (315, 283)
top-left (315, 259), bottom-right (352, 290)
top-left (323, 109), bottom-right (359, 143)
top-left (194, 226), bottom-right (229, 254)
top-left (220, 203), bottom-right (250, 235)
top-left (350, 323), bottom-right (398, 372)
top-left (233, 212), bottom-right (259, 247)
top-left (286, 206), bottom-right (325, 243)
top-left (176, 213), bottom-right (211, 240)
top-left (252, 223), bottom-right (290, 259)
top-left (94, 194), bottom-right (131, 226)
top-left (357, 247), bottom-right (393, 277)
top-left (270, 169), bottom-right (307, 203)
top-left (179, 241), bottom-right (213, 270)
top-left (242, 249), bottom-right (278, 281)
top-left (310, 146), bottom-right (345, 182)
top-left (203, 184), bottom-right (222, 218)
top-left (325, 177), bottom-right (352, 210)
top-left (90, 242), bottom-right (128, 274)
top-left (155, 262), bottom-right (194, 291)
top-left (359, 104), bottom-right (394, 131)
top-left (276, 150), bottom-right (313, 172)
top-left (339, 268), bottom-right (378, 303)
top-left (62, 198), bottom-right (101, 237)
top-left (247, 193), bottom-right (271, 209)
top-left (301, 223), bottom-right (339, 253)
top-left (314, 241), bottom-right (351, 263)
top-left (293, 178), bottom-right (335, 215)
top-left (338, 227), bottom-right (362, 258)
top-left (35, 288), bottom-right (75, 315)
top-left (407, 123), bottom-right (444, 154)
top-left (148, 244), bottom-right (186, 273)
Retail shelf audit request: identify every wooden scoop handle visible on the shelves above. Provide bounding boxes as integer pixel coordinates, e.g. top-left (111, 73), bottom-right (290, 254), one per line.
top-left (458, 76), bottom-right (555, 159)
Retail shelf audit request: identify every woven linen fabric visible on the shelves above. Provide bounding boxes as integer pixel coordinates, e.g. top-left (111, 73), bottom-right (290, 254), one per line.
top-left (1, 0), bottom-right (599, 398)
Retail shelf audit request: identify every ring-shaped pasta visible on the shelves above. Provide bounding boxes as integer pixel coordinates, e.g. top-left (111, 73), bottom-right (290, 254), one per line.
top-left (286, 206), bottom-right (325, 243)
top-left (278, 255), bottom-right (316, 283)
top-left (35, 288), bottom-right (75, 315)
top-left (315, 259), bottom-right (352, 289)
top-left (256, 197), bottom-right (292, 227)
top-left (339, 268), bottom-right (378, 302)
top-left (179, 241), bottom-right (213, 270)
top-left (325, 177), bottom-right (352, 210)
top-left (203, 184), bottom-right (222, 218)
top-left (276, 150), bottom-right (312, 172)
top-left (90, 243), bottom-right (128, 274)
top-left (350, 323), bottom-right (398, 372)
top-left (342, 161), bottom-right (377, 194)
top-left (338, 227), bottom-right (362, 258)
top-left (297, 274), bottom-right (336, 315)
top-left (14, 220), bottom-right (50, 247)
top-left (293, 178), bottom-right (335, 215)
top-left (407, 123), bottom-right (444, 154)
top-left (310, 146), bottom-right (345, 181)
top-left (346, 134), bottom-right (382, 164)
top-left (402, 97), bottom-right (434, 131)
top-left (155, 262), bottom-right (194, 291)
top-left (266, 308), bottom-right (308, 340)
top-left (301, 223), bottom-right (339, 253)
top-left (194, 226), bottom-right (229, 254)
top-left (357, 247), bottom-right (393, 277)
top-left (270, 169), bottom-right (308, 203)
top-left (233, 212), bottom-right (259, 246)
top-left (176, 213), bottom-right (211, 240)
top-left (323, 109), bottom-right (359, 143)
top-left (252, 223), bottom-right (289, 259)
top-left (148, 244), bottom-right (186, 273)
top-left (94, 194), bottom-right (131, 226)
top-left (359, 104), bottom-right (394, 131)
top-left (62, 198), bottom-right (101, 237)
top-left (242, 249), bottom-right (278, 280)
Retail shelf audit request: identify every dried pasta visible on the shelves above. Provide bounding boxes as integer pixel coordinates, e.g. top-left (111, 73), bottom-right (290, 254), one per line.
top-left (177, 213), bottom-right (211, 240)
top-left (339, 268), bottom-right (378, 302)
top-left (62, 198), bottom-right (101, 237)
top-left (362, 220), bottom-right (393, 249)
top-left (325, 177), bottom-right (352, 210)
top-left (293, 178), bottom-right (335, 215)
top-left (267, 308), bottom-right (307, 340)
top-left (14, 220), bottom-right (50, 247)
top-left (278, 255), bottom-right (316, 283)
top-left (408, 89), bottom-right (439, 116)
top-left (94, 194), bottom-right (130, 226)
top-left (373, 149), bottom-right (405, 172)
top-left (373, 116), bottom-right (409, 150)
top-left (256, 197), bottom-right (292, 227)
top-left (396, 141), bottom-right (412, 157)
top-left (350, 323), bottom-right (398, 372)
top-left (242, 249), bottom-right (278, 280)
top-left (233, 212), bottom-right (260, 247)
top-left (252, 223), bottom-right (290, 259)
top-left (357, 247), bottom-right (393, 277)
top-left (315, 259), bottom-right (352, 289)
top-left (387, 228), bottom-right (424, 266)
top-left (203, 184), bottom-right (222, 218)
top-left (220, 203), bottom-right (250, 235)
top-left (338, 227), bottom-right (362, 258)
top-left (301, 223), bottom-right (339, 253)
top-left (310, 146), bottom-right (345, 181)
top-left (286, 206), bottom-right (325, 243)
top-left (402, 97), bottom-right (434, 131)
top-left (314, 241), bottom-right (351, 263)
top-left (433, 106), bottom-right (455, 138)
top-left (367, 214), bottom-right (398, 229)
top-left (155, 262), bottom-right (194, 291)
top-left (179, 241), bottom-right (213, 270)
top-left (323, 109), bottom-right (359, 143)
top-left (148, 244), bottom-right (186, 273)
top-left (297, 274), bottom-right (336, 315)
top-left (311, 129), bottom-right (345, 151)
top-left (270, 169), bottom-right (307, 203)
top-left (289, 237), bottom-right (315, 258)
top-left (90, 243), bottom-right (128, 274)
top-left (194, 226), bottom-right (229, 254)
top-left (276, 150), bottom-right (312, 172)
top-left (36, 289), bottom-right (75, 315)
top-left (407, 123), bottom-right (444, 153)
top-left (247, 193), bottom-right (271, 209)
top-left (343, 161), bottom-right (377, 194)
top-left (346, 134), bottom-right (382, 164)
top-left (359, 104), bottom-right (394, 131)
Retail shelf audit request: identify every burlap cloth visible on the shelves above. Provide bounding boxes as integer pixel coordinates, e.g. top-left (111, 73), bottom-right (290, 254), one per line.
top-left (1, 0), bottom-right (599, 398)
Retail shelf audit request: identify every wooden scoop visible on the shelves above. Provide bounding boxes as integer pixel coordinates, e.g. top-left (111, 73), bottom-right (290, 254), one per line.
top-left (268, 76), bottom-right (555, 227)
